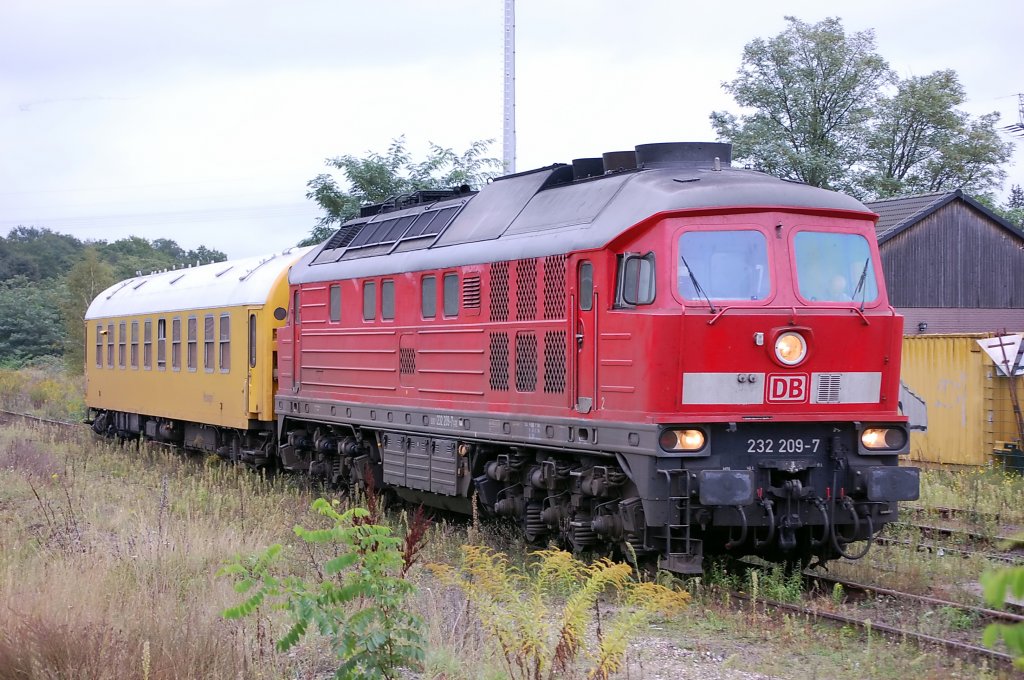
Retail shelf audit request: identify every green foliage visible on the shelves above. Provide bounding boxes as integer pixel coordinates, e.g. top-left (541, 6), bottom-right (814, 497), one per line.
top-left (980, 184), bottom-right (1024, 229)
top-left (0, 227), bottom-right (84, 281)
top-left (980, 566), bottom-right (1024, 668)
top-left (710, 16), bottom-right (891, 190)
top-left (711, 16), bottom-right (1013, 198)
top-left (0, 276), bottom-right (65, 363)
top-left (301, 136), bottom-right (501, 245)
top-left (220, 499), bottom-right (425, 680)
top-left (430, 546), bottom-right (690, 680)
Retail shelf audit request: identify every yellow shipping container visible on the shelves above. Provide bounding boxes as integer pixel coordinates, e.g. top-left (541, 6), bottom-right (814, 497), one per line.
top-left (901, 334), bottom-right (1023, 466)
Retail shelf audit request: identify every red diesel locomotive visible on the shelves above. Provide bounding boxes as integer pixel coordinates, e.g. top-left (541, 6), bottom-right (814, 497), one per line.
top-left (275, 142), bottom-right (919, 572)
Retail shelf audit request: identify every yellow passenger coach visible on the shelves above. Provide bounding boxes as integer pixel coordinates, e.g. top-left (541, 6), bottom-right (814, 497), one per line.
top-left (85, 247), bottom-right (310, 460)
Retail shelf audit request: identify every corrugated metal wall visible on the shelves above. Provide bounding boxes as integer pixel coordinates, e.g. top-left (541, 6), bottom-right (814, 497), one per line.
top-left (902, 334), bottom-right (1022, 465)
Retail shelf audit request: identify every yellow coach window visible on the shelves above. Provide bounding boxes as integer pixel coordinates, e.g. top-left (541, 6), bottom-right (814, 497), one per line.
top-left (143, 320), bottom-right (152, 369)
top-left (95, 323), bottom-right (103, 368)
top-left (157, 319), bottom-right (166, 370)
top-left (130, 321), bottom-right (139, 369)
top-left (203, 314), bottom-right (215, 373)
top-left (106, 322), bottom-right (114, 367)
top-left (172, 317), bottom-right (181, 371)
top-left (118, 321), bottom-right (126, 368)
top-left (187, 316), bottom-right (197, 372)
top-left (219, 314), bottom-right (230, 373)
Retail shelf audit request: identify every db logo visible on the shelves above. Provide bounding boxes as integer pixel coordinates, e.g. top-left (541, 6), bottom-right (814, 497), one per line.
top-left (766, 374), bottom-right (809, 403)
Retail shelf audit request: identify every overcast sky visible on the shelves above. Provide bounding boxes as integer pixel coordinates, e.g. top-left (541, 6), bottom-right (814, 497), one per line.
top-left (2, 0), bottom-right (1021, 260)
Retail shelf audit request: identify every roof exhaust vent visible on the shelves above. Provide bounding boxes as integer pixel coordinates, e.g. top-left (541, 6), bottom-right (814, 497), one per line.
top-left (571, 157), bottom-right (605, 180)
top-left (634, 142), bottom-right (732, 169)
top-left (602, 150), bottom-right (637, 173)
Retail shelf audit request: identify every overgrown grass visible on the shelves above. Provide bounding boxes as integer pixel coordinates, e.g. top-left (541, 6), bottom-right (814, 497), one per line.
top-left (0, 359), bottom-right (85, 421)
top-left (918, 466), bottom-right (1024, 525)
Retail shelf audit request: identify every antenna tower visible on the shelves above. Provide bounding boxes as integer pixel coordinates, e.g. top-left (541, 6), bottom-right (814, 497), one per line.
top-left (1001, 93), bottom-right (1024, 137)
top-left (503, 0), bottom-right (516, 174)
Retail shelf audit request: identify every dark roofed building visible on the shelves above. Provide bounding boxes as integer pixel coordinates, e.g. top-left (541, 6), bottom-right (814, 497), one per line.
top-left (866, 189), bottom-right (1024, 334)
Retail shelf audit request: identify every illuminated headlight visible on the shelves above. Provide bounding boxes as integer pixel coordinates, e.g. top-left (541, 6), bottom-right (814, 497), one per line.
top-left (861, 427), bottom-right (908, 451)
top-left (659, 428), bottom-right (706, 452)
top-left (774, 332), bottom-right (807, 366)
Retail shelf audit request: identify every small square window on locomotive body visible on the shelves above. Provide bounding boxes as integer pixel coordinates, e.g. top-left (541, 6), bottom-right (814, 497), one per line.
top-left (443, 272), bottom-right (459, 317)
top-left (329, 284), bottom-right (341, 323)
top-left (421, 275), bottom-right (436, 318)
top-left (363, 281), bottom-right (377, 321)
top-left (382, 279), bottom-right (395, 320)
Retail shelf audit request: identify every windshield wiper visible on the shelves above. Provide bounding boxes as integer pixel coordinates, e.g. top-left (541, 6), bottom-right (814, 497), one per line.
top-left (680, 255), bottom-right (716, 313)
top-left (851, 258), bottom-right (871, 311)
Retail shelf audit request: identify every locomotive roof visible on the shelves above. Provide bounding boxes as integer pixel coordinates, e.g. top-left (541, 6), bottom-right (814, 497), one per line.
top-left (291, 161), bottom-right (873, 284)
top-left (85, 246), bottom-right (313, 320)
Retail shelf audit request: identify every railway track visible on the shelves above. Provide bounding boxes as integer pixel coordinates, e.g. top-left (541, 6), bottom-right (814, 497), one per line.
top-left (0, 408), bottom-right (80, 429)
top-left (878, 523), bottom-right (1024, 566)
top-left (903, 504), bottom-right (1010, 525)
top-left (722, 569), bottom-right (1022, 672)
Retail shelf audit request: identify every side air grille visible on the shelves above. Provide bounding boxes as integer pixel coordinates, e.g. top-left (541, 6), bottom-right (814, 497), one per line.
top-left (515, 258), bottom-right (538, 321)
top-left (542, 254), bottom-right (567, 320)
top-left (399, 347), bottom-right (416, 376)
top-left (543, 330), bottom-right (567, 394)
top-left (490, 262), bottom-right (510, 322)
top-left (462, 275), bottom-right (481, 310)
top-left (515, 331), bottom-right (537, 392)
top-left (489, 332), bottom-right (510, 391)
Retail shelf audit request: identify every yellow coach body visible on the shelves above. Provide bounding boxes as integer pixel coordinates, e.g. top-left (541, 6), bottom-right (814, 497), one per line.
top-left (85, 248), bottom-right (310, 430)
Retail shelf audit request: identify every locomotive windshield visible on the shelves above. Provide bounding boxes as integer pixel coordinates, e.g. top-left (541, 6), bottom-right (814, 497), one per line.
top-left (678, 230), bottom-right (769, 301)
top-left (793, 231), bottom-right (878, 304)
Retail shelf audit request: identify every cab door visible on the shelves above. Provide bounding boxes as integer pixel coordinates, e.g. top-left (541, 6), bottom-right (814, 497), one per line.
top-left (573, 260), bottom-right (596, 413)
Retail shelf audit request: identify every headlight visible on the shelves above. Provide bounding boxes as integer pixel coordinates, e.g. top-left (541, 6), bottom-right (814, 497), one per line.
top-left (659, 428), bottom-right (706, 452)
top-left (861, 427), bottom-right (907, 451)
top-left (774, 332), bottom-right (807, 366)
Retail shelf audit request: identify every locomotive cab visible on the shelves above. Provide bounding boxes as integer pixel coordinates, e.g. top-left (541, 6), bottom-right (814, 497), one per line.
top-left (607, 202), bottom-right (919, 568)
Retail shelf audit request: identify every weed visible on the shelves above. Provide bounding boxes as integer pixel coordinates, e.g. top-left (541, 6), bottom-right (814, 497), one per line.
top-left (831, 582), bottom-right (845, 607)
top-left (220, 499), bottom-right (426, 680)
top-left (430, 546), bottom-right (689, 680)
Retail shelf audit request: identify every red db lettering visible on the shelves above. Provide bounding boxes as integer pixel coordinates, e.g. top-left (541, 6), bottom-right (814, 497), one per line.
top-left (766, 374), bottom-right (809, 403)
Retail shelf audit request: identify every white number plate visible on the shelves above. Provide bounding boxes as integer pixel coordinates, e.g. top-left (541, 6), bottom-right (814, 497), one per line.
top-left (746, 438), bottom-right (821, 454)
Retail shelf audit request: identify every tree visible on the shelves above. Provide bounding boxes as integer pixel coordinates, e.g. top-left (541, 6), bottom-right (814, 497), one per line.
top-left (859, 72), bottom-right (1012, 198)
top-left (0, 227), bottom-right (84, 282)
top-left (711, 17), bottom-right (1014, 198)
top-left (980, 184), bottom-right (1024, 229)
top-left (60, 249), bottom-right (116, 373)
top-left (301, 137), bottom-right (501, 246)
top-left (710, 16), bottom-right (891, 190)
top-left (1009, 184), bottom-right (1024, 210)
top-left (98, 236), bottom-right (226, 279)
top-left (0, 277), bottom-right (64, 364)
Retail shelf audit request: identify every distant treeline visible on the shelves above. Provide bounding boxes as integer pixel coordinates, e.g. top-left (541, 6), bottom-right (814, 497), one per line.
top-left (0, 227), bottom-right (227, 369)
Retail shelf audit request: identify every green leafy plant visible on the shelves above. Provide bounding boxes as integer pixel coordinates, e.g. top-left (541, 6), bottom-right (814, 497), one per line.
top-left (430, 546), bottom-right (689, 680)
top-left (981, 566), bottom-right (1024, 668)
top-left (220, 498), bottom-right (428, 680)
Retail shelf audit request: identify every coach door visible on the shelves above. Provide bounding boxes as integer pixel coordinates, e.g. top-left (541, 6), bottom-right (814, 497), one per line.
top-left (574, 260), bottom-right (596, 413)
top-left (246, 310), bottom-right (260, 416)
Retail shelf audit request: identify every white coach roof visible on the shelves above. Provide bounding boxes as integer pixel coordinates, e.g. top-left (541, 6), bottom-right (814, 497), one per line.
top-left (85, 246), bottom-right (313, 320)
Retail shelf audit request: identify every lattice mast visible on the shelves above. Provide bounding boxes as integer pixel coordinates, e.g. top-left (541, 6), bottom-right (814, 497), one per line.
top-left (503, 0), bottom-right (516, 174)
